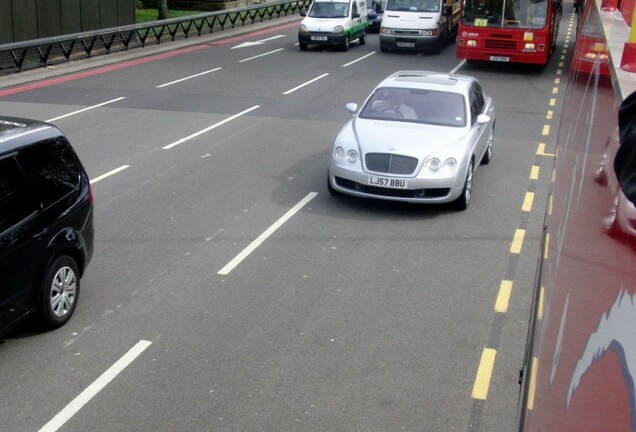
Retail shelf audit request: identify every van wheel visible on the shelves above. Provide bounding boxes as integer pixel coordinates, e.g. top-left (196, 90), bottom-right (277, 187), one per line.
top-left (448, 29), bottom-right (457, 44)
top-left (431, 33), bottom-right (444, 54)
top-left (299, 43), bottom-right (308, 51)
top-left (342, 37), bottom-right (350, 51)
top-left (38, 255), bottom-right (80, 329)
top-left (380, 43), bottom-right (390, 52)
top-left (359, 31), bottom-right (367, 45)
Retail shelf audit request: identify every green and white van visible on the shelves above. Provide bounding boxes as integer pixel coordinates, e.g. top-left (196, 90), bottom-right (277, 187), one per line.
top-left (298, 0), bottom-right (369, 51)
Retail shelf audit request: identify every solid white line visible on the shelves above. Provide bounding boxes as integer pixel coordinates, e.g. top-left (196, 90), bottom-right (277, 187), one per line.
top-left (162, 105), bottom-right (261, 150)
top-left (342, 52), bottom-right (375, 67)
top-left (218, 192), bottom-right (318, 275)
top-left (156, 67), bottom-right (222, 88)
top-left (450, 59), bottom-right (466, 74)
top-left (239, 48), bottom-right (284, 63)
top-left (46, 97), bottom-right (126, 122)
top-left (38, 340), bottom-right (152, 432)
top-left (282, 73), bottom-right (329, 95)
top-left (90, 165), bottom-right (130, 184)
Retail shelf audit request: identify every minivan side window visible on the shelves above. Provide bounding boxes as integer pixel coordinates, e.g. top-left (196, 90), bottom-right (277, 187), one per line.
top-left (0, 156), bottom-right (36, 233)
top-left (18, 138), bottom-right (81, 208)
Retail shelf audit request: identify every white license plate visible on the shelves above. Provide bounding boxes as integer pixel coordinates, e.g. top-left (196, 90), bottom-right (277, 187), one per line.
top-left (368, 176), bottom-right (408, 189)
top-left (311, 36), bottom-right (328, 41)
top-left (397, 42), bottom-right (415, 47)
top-left (490, 55), bottom-right (510, 62)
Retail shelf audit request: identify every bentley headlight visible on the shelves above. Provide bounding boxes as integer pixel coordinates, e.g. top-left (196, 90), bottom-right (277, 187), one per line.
top-left (426, 157), bottom-right (457, 173)
top-left (334, 146), bottom-right (345, 160)
top-left (426, 158), bottom-right (442, 173)
top-left (444, 158), bottom-right (458, 170)
top-left (346, 150), bottom-right (359, 163)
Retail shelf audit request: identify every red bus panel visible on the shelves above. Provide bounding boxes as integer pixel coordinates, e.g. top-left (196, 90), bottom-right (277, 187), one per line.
top-left (517, 0), bottom-right (636, 429)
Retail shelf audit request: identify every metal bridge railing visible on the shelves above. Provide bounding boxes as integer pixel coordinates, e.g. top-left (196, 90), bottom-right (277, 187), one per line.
top-left (0, 0), bottom-right (309, 75)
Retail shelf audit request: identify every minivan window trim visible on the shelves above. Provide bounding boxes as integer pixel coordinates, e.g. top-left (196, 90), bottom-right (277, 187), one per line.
top-left (0, 126), bottom-right (50, 144)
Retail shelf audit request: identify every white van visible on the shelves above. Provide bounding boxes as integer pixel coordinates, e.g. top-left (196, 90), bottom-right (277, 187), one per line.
top-left (379, 0), bottom-right (459, 53)
top-left (298, 0), bottom-right (369, 51)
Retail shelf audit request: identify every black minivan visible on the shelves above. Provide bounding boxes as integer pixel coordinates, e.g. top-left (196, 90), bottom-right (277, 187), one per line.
top-left (0, 117), bottom-right (94, 337)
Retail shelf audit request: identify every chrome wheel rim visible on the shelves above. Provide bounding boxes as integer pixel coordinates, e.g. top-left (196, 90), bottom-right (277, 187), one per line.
top-left (465, 163), bottom-right (473, 204)
top-left (50, 266), bottom-right (77, 318)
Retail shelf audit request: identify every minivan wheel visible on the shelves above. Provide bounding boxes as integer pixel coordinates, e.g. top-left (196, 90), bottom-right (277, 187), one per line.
top-left (39, 256), bottom-right (80, 329)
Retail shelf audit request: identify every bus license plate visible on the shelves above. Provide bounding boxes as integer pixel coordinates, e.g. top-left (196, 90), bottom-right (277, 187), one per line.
top-left (369, 176), bottom-right (408, 189)
top-left (397, 42), bottom-right (415, 48)
top-left (490, 55), bottom-right (510, 62)
top-left (311, 36), bottom-right (328, 41)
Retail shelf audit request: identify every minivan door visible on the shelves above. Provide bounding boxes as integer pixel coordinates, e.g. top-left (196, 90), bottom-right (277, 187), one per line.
top-left (0, 155), bottom-right (40, 333)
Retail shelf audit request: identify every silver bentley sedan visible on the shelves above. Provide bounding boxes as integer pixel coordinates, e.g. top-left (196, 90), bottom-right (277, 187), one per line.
top-left (327, 70), bottom-right (495, 210)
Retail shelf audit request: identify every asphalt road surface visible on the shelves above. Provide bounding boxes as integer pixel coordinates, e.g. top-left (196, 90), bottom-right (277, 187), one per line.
top-left (0, 9), bottom-right (577, 432)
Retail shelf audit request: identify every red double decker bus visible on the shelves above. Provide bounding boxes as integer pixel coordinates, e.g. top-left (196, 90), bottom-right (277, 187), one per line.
top-left (456, 0), bottom-right (562, 64)
top-left (516, 0), bottom-right (636, 429)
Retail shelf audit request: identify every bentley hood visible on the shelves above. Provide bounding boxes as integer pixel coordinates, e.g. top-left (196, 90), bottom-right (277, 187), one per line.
top-left (351, 117), bottom-right (468, 157)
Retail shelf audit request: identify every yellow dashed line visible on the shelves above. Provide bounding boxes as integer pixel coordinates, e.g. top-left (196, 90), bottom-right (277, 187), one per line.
top-left (549, 98), bottom-right (556, 106)
top-left (472, 348), bottom-right (497, 400)
top-left (551, 87), bottom-right (559, 95)
top-left (537, 143), bottom-right (555, 157)
top-left (542, 125), bottom-right (550, 135)
top-left (511, 229), bottom-right (525, 254)
top-left (554, 78), bottom-right (560, 84)
top-left (526, 356), bottom-right (538, 410)
top-left (546, 110), bottom-right (553, 120)
top-left (543, 232), bottom-right (549, 259)
top-left (495, 280), bottom-right (513, 313)
top-left (522, 192), bottom-right (535, 212)
top-left (537, 286), bottom-right (545, 321)
top-left (530, 165), bottom-right (540, 179)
